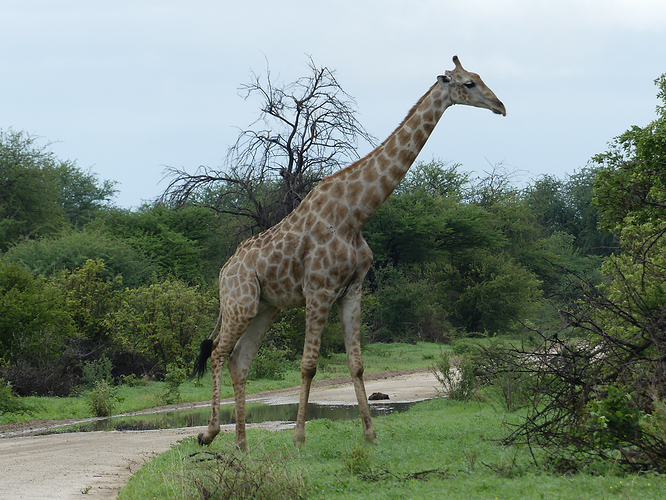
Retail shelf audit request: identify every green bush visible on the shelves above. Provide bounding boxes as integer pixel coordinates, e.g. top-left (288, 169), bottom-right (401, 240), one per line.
top-left (87, 379), bottom-right (120, 417)
top-left (430, 351), bottom-right (482, 401)
top-left (2, 230), bottom-right (156, 287)
top-left (268, 307), bottom-right (345, 360)
top-left (487, 369), bottom-right (536, 412)
top-left (345, 445), bottom-right (372, 476)
top-left (0, 378), bottom-right (34, 416)
top-left (437, 250), bottom-right (542, 334)
top-left (587, 385), bottom-right (642, 449)
top-left (366, 264), bottom-right (449, 343)
top-left (0, 260), bottom-right (75, 362)
top-left (157, 363), bottom-right (188, 405)
top-left (249, 341), bottom-right (289, 381)
top-left (110, 279), bottom-right (216, 376)
top-left (185, 446), bottom-right (305, 500)
top-left (80, 355), bottom-right (114, 388)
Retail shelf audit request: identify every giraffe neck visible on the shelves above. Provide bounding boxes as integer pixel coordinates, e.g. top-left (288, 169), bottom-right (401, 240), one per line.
top-left (314, 81), bottom-right (452, 230)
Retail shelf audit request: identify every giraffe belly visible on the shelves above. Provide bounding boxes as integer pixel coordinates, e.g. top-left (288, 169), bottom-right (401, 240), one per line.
top-left (259, 283), bottom-right (306, 310)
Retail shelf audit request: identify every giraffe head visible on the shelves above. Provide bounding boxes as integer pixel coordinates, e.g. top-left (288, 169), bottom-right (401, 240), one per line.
top-left (438, 56), bottom-right (506, 116)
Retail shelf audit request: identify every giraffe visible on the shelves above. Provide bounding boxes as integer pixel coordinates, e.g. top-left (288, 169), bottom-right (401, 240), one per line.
top-left (193, 56), bottom-right (506, 450)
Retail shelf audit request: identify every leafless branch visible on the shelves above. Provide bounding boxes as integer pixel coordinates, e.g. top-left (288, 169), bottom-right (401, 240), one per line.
top-left (160, 56), bottom-right (376, 234)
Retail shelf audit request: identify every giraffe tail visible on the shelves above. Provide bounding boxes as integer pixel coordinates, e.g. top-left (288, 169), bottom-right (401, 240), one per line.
top-left (191, 338), bottom-right (214, 380)
top-left (190, 308), bottom-right (222, 380)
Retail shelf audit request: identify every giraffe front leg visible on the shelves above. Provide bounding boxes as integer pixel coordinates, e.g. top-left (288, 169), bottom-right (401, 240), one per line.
top-left (293, 296), bottom-right (330, 447)
top-left (339, 291), bottom-right (378, 444)
top-left (293, 361), bottom-right (317, 446)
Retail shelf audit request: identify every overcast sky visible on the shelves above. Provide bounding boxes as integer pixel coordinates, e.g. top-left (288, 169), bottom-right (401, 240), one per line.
top-left (2, 1), bottom-right (665, 208)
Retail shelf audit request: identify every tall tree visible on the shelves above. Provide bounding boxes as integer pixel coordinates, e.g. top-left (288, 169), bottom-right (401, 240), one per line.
top-left (0, 129), bottom-right (116, 252)
top-left (161, 57), bottom-right (375, 233)
top-left (593, 74), bottom-right (666, 230)
top-left (0, 130), bottom-right (66, 251)
top-left (54, 163), bottom-right (117, 227)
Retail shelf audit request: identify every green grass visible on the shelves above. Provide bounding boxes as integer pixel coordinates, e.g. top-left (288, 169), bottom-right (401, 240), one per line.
top-left (1, 342), bottom-right (447, 426)
top-left (118, 397), bottom-right (666, 500)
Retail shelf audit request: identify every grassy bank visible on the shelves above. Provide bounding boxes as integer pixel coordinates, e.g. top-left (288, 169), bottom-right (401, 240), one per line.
top-left (118, 397), bottom-right (665, 500)
top-left (1, 342), bottom-right (444, 426)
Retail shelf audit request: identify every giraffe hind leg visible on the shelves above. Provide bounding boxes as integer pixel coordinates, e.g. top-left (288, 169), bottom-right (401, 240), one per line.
top-left (197, 313), bottom-right (259, 445)
top-left (293, 295), bottom-right (333, 446)
top-left (227, 304), bottom-right (280, 450)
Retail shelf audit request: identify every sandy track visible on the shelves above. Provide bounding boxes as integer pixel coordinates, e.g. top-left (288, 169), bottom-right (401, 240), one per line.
top-left (0, 368), bottom-right (439, 499)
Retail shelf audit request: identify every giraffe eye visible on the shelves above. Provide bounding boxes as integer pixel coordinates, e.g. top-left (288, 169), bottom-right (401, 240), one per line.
top-left (463, 81), bottom-right (476, 89)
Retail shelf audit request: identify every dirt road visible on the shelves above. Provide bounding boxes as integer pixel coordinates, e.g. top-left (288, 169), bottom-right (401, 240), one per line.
top-left (0, 369), bottom-right (439, 499)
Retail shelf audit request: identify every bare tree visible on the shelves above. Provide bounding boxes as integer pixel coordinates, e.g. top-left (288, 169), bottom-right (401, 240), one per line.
top-left (161, 57), bottom-right (376, 233)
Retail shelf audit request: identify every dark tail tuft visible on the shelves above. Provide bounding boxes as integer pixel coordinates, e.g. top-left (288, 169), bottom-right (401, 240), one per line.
top-left (191, 338), bottom-right (214, 380)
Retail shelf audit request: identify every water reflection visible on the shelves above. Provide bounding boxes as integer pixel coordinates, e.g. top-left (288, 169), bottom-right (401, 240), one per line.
top-left (53, 401), bottom-right (419, 433)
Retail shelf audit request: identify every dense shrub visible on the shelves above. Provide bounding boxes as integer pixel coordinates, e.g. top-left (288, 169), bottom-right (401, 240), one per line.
top-left (110, 279), bottom-right (217, 377)
top-left (87, 379), bottom-right (120, 417)
top-left (249, 341), bottom-right (289, 381)
top-left (3, 230), bottom-right (157, 287)
top-left (0, 378), bottom-right (34, 416)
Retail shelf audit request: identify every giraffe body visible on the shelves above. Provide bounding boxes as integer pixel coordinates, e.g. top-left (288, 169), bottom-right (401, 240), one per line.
top-left (195, 56), bottom-right (505, 449)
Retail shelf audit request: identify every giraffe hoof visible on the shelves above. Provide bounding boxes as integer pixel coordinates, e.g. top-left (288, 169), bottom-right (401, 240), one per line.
top-left (197, 432), bottom-right (210, 446)
top-left (293, 433), bottom-right (306, 447)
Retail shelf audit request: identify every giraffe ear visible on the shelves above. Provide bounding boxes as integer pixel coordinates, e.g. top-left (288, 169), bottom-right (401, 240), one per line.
top-left (438, 74), bottom-right (451, 84)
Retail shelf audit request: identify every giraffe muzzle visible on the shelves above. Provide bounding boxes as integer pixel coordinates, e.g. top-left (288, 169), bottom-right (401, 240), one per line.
top-left (492, 100), bottom-right (507, 116)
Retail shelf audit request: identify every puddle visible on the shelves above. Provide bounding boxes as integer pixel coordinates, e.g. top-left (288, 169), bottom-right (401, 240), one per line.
top-left (42, 401), bottom-right (420, 434)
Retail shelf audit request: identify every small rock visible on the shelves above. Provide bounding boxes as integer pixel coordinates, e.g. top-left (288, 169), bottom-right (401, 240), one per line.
top-left (368, 392), bottom-right (390, 401)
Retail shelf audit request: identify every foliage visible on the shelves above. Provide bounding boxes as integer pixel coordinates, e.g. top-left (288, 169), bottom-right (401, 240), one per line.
top-left (0, 260), bottom-right (74, 363)
top-left (437, 249), bottom-right (542, 334)
top-left (268, 307), bottom-right (345, 360)
top-left (365, 264), bottom-right (449, 342)
top-left (54, 162), bottom-right (117, 227)
top-left (157, 363), bottom-right (188, 405)
top-left (162, 56), bottom-right (375, 233)
top-left (87, 379), bottom-right (120, 417)
top-left (593, 74), bottom-right (666, 230)
top-left (430, 351), bottom-right (482, 401)
top-left (89, 205), bottom-right (230, 282)
top-left (486, 365), bottom-right (537, 413)
top-left (0, 129), bottom-right (115, 251)
top-left (0, 378), bottom-right (34, 416)
top-left (492, 224), bottom-right (666, 472)
top-left (248, 341), bottom-right (289, 381)
top-left (586, 385), bottom-right (642, 450)
top-left (80, 355), bottom-right (114, 388)
top-left (2, 229), bottom-right (157, 287)
top-left (0, 129), bottom-right (67, 251)
top-left (525, 168), bottom-right (614, 255)
top-left (57, 259), bottom-right (122, 344)
top-left (110, 278), bottom-right (217, 377)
